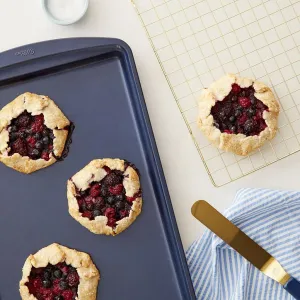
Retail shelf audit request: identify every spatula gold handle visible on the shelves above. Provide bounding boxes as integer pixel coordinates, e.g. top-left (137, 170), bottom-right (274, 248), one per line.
top-left (191, 201), bottom-right (290, 285)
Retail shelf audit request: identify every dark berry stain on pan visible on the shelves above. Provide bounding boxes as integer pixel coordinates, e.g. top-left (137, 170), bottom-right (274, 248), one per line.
top-left (211, 83), bottom-right (269, 136)
top-left (74, 161), bottom-right (141, 228)
top-left (25, 262), bottom-right (79, 300)
top-left (7, 111), bottom-right (74, 162)
top-left (53, 122), bottom-right (75, 162)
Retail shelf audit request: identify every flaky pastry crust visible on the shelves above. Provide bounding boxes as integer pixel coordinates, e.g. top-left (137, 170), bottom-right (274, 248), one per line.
top-left (19, 243), bottom-right (100, 300)
top-left (0, 92), bottom-right (70, 173)
top-left (197, 74), bottom-right (280, 156)
top-left (67, 158), bottom-right (142, 236)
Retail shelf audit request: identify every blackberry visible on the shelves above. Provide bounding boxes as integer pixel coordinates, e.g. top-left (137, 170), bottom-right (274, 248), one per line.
top-left (104, 172), bottom-right (121, 186)
top-left (9, 125), bottom-right (17, 132)
top-left (54, 269), bottom-right (62, 279)
top-left (106, 196), bottom-right (115, 205)
top-left (86, 202), bottom-right (94, 211)
top-left (35, 141), bottom-right (44, 150)
top-left (34, 132), bottom-right (42, 140)
top-left (244, 119), bottom-right (257, 134)
top-left (10, 132), bottom-right (18, 141)
top-left (42, 280), bottom-right (51, 288)
top-left (101, 185), bottom-right (109, 197)
top-left (115, 194), bottom-right (124, 202)
top-left (43, 271), bottom-right (51, 280)
top-left (18, 131), bottom-right (26, 139)
top-left (229, 116), bottom-right (236, 123)
top-left (59, 281), bottom-right (68, 290)
top-left (115, 201), bottom-right (125, 210)
top-left (43, 136), bottom-right (50, 145)
top-left (16, 113), bottom-right (31, 127)
top-left (31, 149), bottom-right (40, 157)
top-left (250, 94), bottom-right (256, 105)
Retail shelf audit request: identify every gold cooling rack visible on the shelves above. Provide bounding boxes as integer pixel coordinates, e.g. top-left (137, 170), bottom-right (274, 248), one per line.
top-left (132, 0), bottom-right (300, 186)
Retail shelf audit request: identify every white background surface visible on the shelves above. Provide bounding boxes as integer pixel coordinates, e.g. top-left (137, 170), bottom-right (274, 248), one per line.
top-left (1, 0), bottom-right (299, 250)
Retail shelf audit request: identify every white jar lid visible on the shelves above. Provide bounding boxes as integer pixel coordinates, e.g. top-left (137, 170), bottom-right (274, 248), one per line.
top-left (42, 0), bottom-right (89, 25)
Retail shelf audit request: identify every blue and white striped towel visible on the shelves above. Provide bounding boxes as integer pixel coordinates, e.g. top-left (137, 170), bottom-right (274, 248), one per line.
top-left (186, 188), bottom-right (300, 300)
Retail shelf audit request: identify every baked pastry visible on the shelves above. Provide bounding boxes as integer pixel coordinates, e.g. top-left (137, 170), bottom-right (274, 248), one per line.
top-left (19, 243), bottom-right (100, 300)
top-left (67, 158), bottom-right (142, 236)
top-left (197, 74), bottom-right (280, 156)
top-left (0, 92), bottom-right (71, 174)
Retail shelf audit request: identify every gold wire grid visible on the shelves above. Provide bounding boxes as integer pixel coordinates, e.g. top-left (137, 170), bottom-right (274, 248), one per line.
top-left (132, 0), bottom-right (300, 187)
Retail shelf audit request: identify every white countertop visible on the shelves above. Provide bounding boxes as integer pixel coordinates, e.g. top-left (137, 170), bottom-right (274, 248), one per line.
top-left (1, 0), bottom-right (299, 250)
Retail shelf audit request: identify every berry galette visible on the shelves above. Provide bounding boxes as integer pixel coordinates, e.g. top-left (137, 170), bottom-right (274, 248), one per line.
top-left (197, 74), bottom-right (280, 156)
top-left (19, 243), bottom-right (99, 300)
top-left (67, 158), bottom-right (142, 236)
top-left (0, 92), bottom-right (71, 174)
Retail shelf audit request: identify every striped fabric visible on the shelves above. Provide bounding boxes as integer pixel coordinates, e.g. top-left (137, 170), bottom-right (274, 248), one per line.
top-left (186, 188), bottom-right (300, 300)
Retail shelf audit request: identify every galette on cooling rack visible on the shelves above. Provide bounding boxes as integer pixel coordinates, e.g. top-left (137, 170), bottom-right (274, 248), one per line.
top-left (67, 158), bottom-right (142, 236)
top-left (19, 243), bottom-right (100, 300)
top-left (0, 92), bottom-right (72, 173)
top-left (197, 74), bottom-right (280, 156)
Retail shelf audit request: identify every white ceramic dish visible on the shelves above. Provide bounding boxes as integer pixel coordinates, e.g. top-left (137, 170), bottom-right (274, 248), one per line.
top-left (42, 0), bottom-right (89, 25)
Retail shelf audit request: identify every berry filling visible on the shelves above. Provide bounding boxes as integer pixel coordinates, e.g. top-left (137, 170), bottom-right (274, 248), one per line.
top-left (7, 111), bottom-right (54, 160)
top-left (25, 262), bottom-right (79, 300)
top-left (211, 84), bottom-right (269, 136)
top-left (75, 162), bottom-right (141, 228)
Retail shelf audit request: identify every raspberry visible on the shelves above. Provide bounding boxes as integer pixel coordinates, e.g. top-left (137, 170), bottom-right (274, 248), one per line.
top-left (84, 196), bottom-right (94, 206)
top-left (40, 288), bottom-right (54, 299)
top-left (82, 211), bottom-right (93, 219)
top-left (224, 130), bottom-right (233, 134)
top-left (255, 110), bottom-right (263, 120)
top-left (238, 113), bottom-right (248, 125)
top-left (26, 282), bottom-right (34, 294)
top-left (105, 207), bottom-right (116, 218)
top-left (90, 184), bottom-right (101, 197)
top-left (109, 184), bottom-right (123, 195)
top-left (34, 114), bottom-right (44, 125)
top-left (126, 196), bottom-right (136, 203)
top-left (53, 279), bottom-right (60, 285)
top-left (41, 151), bottom-right (50, 161)
top-left (119, 210), bottom-right (129, 218)
top-left (231, 83), bottom-right (241, 94)
top-left (238, 97), bottom-right (251, 108)
top-left (256, 101), bottom-right (266, 110)
top-left (259, 120), bottom-right (267, 131)
top-left (52, 282), bottom-right (61, 295)
top-left (77, 197), bottom-right (84, 207)
top-left (33, 278), bottom-right (42, 289)
top-left (107, 217), bottom-right (116, 227)
top-left (61, 290), bottom-right (75, 300)
top-left (31, 123), bottom-right (44, 133)
top-left (60, 265), bottom-right (69, 274)
top-left (67, 272), bottom-right (79, 287)
top-left (26, 136), bottom-right (36, 147)
top-left (11, 138), bottom-right (27, 156)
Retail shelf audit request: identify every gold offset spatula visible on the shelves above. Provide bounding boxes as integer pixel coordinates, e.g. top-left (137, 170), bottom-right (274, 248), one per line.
top-left (191, 200), bottom-right (300, 300)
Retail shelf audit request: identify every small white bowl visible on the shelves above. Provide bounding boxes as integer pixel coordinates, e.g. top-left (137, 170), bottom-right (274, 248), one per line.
top-left (42, 0), bottom-right (89, 25)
